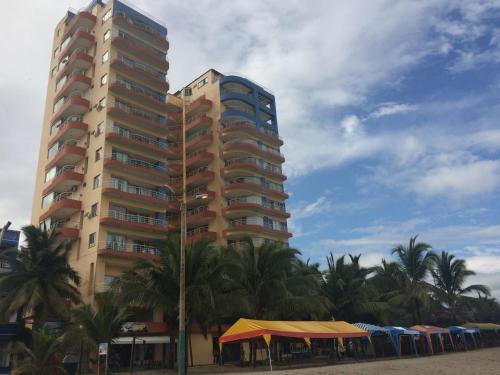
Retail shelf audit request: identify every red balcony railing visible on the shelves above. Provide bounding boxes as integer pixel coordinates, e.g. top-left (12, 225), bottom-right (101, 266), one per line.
top-left (186, 96), bottom-right (212, 117)
top-left (100, 210), bottom-right (168, 234)
top-left (110, 57), bottom-right (169, 92)
top-left (45, 142), bottom-right (86, 170)
top-left (221, 121), bottom-right (283, 146)
top-left (113, 12), bottom-right (169, 51)
top-left (48, 117), bottom-right (88, 147)
top-left (40, 192), bottom-right (81, 221)
top-left (111, 35), bottom-right (169, 72)
top-left (43, 166), bottom-right (84, 195)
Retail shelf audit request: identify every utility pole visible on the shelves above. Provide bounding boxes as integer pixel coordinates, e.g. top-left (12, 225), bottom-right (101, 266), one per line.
top-left (178, 89), bottom-right (188, 375)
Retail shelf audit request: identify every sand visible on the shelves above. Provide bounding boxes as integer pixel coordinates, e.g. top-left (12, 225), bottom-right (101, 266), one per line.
top-left (220, 347), bottom-right (500, 375)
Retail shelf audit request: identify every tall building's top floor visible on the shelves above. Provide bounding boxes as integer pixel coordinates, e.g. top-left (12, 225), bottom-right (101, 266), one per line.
top-left (51, 0), bottom-right (168, 59)
top-left (175, 69), bottom-right (279, 135)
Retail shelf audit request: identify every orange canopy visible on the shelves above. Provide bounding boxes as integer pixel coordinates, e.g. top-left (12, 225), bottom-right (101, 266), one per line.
top-left (411, 325), bottom-right (454, 354)
top-left (411, 325), bottom-right (451, 335)
top-left (219, 318), bottom-right (369, 346)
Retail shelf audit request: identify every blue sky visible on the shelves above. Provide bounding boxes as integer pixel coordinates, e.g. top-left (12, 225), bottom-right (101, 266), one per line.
top-left (0, 1), bottom-right (499, 296)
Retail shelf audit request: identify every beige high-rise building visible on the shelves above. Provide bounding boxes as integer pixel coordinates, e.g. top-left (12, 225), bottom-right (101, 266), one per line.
top-left (31, 0), bottom-right (290, 366)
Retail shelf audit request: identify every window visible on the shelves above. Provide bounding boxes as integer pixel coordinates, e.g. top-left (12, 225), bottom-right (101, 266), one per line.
top-left (88, 232), bottom-right (96, 248)
top-left (47, 143), bottom-right (59, 159)
top-left (95, 147), bottom-right (102, 161)
top-left (93, 174), bottom-right (101, 189)
top-left (53, 97), bottom-right (65, 113)
top-left (103, 275), bottom-right (117, 291)
top-left (100, 74), bottom-right (108, 86)
top-left (102, 51), bottom-right (109, 63)
top-left (50, 67), bottom-right (57, 77)
top-left (90, 203), bottom-right (98, 218)
top-left (103, 29), bottom-right (111, 41)
top-left (53, 46), bottom-right (60, 57)
top-left (98, 97), bottom-right (106, 109)
top-left (102, 9), bottom-right (112, 23)
top-left (184, 87), bottom-right (192, 96)
top-left (198, 77), bottom-right (208, 88)
top-left (45, 167), bottom-right (57, 183)
top-left (96, 122), bottom-right (103, 135)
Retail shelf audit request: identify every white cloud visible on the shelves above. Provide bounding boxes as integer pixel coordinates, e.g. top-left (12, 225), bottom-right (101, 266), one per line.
top-left (417, 159), bottom-right (500, 198)
top-left (290, 196), bottom-right (332, 221)
top-left (340, 115), bottom-right (362, 137)
top-left (466, 255), bottom-right (500, 274)
top-left (370, 102), bottom-right (418, 119)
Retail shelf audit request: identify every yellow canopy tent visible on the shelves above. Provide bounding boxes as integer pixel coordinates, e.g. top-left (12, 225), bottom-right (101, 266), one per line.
top-left (219, 318), bottom-right (369, 371)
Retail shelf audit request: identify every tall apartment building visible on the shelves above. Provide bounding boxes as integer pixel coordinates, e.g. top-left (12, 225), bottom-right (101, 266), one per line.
top-left (31, 0), bottom-right (290, 364)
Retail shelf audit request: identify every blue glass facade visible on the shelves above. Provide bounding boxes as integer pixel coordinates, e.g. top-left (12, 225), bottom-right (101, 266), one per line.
top-left (220, 75), bottom-right (278, 134)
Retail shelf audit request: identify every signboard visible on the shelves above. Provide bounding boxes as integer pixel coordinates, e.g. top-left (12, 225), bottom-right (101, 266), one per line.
top-left (0, 230), bottom-right (20, 249)
top-left (98, 343), bottom-right (108, 355)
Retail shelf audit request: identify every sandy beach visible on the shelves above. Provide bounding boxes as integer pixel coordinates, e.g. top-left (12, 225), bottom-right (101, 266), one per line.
top-left (219, 347), bottom-right (500, 375)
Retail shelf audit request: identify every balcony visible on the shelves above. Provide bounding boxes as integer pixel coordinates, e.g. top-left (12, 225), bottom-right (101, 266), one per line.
top-left (187, 189), bottom-right (215, 207)
top-left (50, 220), bottom-right (80, 241)
top-left (223, 158), bottom-right (286, 181)
top-left (97, 241), bottom-right (160, 260)
top-left (186, 115), bottom-right (212, 134)
top-left (40, 192), bottom-right (81, 221)
top-left (56, 49), bottom-right (93, 82)
top-left (100, 210), bottom-right (168, 234)
top-left (220, 121), bottom-right (283, 147)
top-left (105, 126), bottom-right (172, 157)
top-left (110, 57), bottom-right (169, 92)
top-left (186, 226), bottom-right (217, 244)
top-left (167, 112), bottom-right (182, 125)
top-left (43, 166), bottom-right (84, 195)
top-left (223, 199), bottom-right (290, 219)
top-left (111, 35), bottom-right (169, 72)
top-left (59, 28), bottom-right (95, 59)
top-left (186, 167), bottom-right (215, 188)
top-left (104, 155), bottom-right (169, 182)
top-left (186, 97), bottom-right (212, 117)
top-left (107, 99), bottom-right (167, 133)
top-left (109, 80), bottom-right (168, 112)
top-left (222, 141), bottom-right (284, 164)
top-left (55, 72), bottom-right (91, 102)
top-left (113, 12), bottom-right (169, 51)
top-left (51, 95), bottom-right (89, 123)
top-left (186, 131), bottom-right (213, 152)
top-left (45, 141), bottom-right (86, 170)
top-left (187, 207), bottom-right (216, 226)
top-left (223, 180), bottom-right (288, 200)
top-left (186, 151), bottom-right (213, 169)
top-left (102, 180), bottom-right (173, 208)
top-left (48, 117), bottom-right (88, 147)
top-left (223, 218), bottom-right (292, 240)
top-left (63, 12), bottom-right (96, 39)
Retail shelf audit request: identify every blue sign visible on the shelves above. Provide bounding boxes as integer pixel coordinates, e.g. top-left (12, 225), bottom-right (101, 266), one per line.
top-left (1, 230), bottom-right (20, 249)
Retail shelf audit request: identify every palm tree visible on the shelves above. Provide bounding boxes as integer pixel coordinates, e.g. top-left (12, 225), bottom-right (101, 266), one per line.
top-left (226, 239), bottom-right (327, 367)
top-left (391, 235), bottom-right (435, 324)
top-left (430, 251), bottom-right (490, 322)
top-left (63, 291), bottom-right (129, 373)
top-left (322, 253), bottom-right (377, 321)
top-left (114, 233), bottom-right (220, 368)
top-left (370, 259), bottom-right (407, 324)
top-left (9, 330), bottom-right (65, 375)
top-left (226, 238), bottom-right (326, 320)
top-left (0, 225), bottom-right (81, 329)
